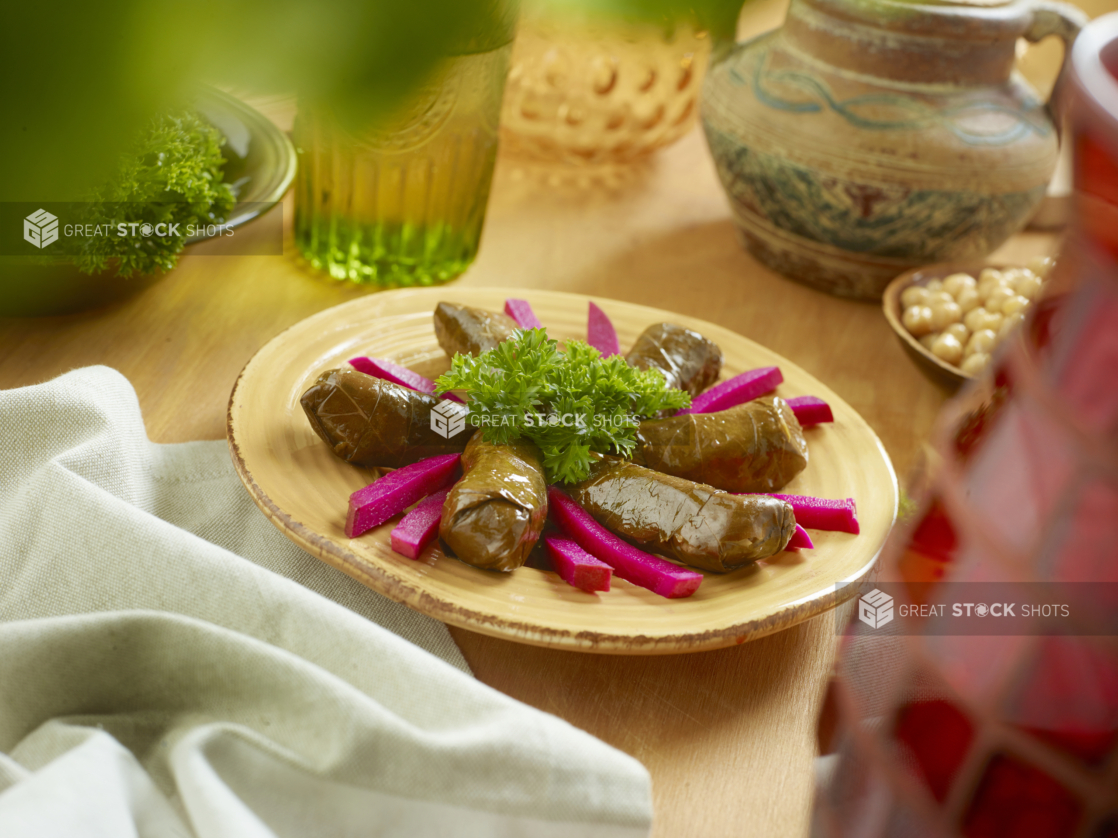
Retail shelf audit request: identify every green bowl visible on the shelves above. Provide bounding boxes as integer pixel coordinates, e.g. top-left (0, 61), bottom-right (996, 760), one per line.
top-left (0, 88), bottom-right (297, 318)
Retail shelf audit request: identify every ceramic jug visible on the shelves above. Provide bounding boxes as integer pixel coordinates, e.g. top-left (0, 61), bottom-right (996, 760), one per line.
top-left (701, 0), bottom-right (1085, 299)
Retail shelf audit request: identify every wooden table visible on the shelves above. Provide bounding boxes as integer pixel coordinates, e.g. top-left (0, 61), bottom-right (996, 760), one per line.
top-left (0, 43), bottom-right (1061, 838)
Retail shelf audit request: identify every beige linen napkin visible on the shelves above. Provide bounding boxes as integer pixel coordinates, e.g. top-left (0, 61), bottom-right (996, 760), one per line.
top-left (0, 366), bottom-right (652, 838)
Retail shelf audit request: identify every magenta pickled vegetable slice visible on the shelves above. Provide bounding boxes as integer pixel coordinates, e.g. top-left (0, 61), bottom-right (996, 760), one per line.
top-left (504, 298), bottom-right (544, 330)
top-left (785, 524), bottom-right (814, 551)
top-left (768, 494), bottom-right (859, 534)
top-left (548, 487), bottom-right (702, 598)
top-left (544, 535), bottom-right (612, 593)
top-left (349, 356), bottom-right (434, 392)
top-left (587, 301), bottom-right (621, 357)
top-left (680, 366), bottom-right (782, 414)
top-left (390, 489), bottom-right (450, 559)
top-left (349, 356), bottom-right (465, 403)
top-left (786, 395), bottom-right (834, 426)
top-left (346, 455), bottom-right (461, 538)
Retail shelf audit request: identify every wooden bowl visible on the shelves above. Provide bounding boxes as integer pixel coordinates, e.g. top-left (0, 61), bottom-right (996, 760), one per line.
top-left (882, 263), bottom-right (1007, 389)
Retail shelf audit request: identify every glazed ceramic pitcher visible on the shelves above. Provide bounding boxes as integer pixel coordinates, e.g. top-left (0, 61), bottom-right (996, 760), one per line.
top-left (701, 0), bottom-right (1085, 299)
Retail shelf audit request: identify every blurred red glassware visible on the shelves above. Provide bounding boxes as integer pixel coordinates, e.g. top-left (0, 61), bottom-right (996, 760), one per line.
top-left (812, 13), bottom-right (1118, 838)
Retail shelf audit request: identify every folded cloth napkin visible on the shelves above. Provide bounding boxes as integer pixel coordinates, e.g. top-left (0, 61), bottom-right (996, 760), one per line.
top-left (0, 367), bottom-right (652, 838)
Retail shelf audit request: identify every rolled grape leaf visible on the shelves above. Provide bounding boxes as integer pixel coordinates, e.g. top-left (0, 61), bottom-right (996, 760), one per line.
top-left (434, 302), bottom-right (518, 358)
top-left (567, 456), bottom-right (794, 572)
top-left (301, 369), bottom-right (472, 467)
top-left (632, 396), bottom-right (808, 493)
top-left (440, 435), bottom-right (549, 572)
top-left (625, 322), bottom-right (723, 397)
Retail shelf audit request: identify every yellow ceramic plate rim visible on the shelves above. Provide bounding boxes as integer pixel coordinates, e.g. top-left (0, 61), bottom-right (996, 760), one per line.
top-left (227, 287), bottom-right (898, 654)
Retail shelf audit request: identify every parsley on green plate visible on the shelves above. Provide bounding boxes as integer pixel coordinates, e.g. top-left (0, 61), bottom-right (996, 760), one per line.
top-left (0, 87), bottom-right (295, 317)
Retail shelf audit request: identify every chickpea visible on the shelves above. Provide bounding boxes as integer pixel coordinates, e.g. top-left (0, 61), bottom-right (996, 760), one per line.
top-left (965, 308), bottom-right (983, 335)
top-left (1013, 271), bottom-right (1043, 300)
top-left (978, 267), bottom-right (1003, 286)
top-left (943, 272), bottom-right (977, 298)
top-left (927, 290), bottom-right (956, 307)
top-left (1001, 294), bottom-right (1030, 317)
top-left (983, 285), bottom-right (1016, 314)
top-left (978, 269), bottom-right (1012, 300)
top-left (964, 307), bottom-right (1003, 334)
top-left (901, 285), bottom-right (931, 308)
top-left (903, 305), bottom-right (935, 337)
top-left (1026, 255), bottom-right (1055, 278)
top-left (955, 286), bottom-right (981, 313)
top-left (963, 307), bottom-right (986, 332)
top-left (944, 322), bottom-right (970, 344)
top-left (961, 352), bottom-right (990, 376)
top-left (920, 334), bottom-right (938, 351)
top-left (999, 310), bottom-right (1026, 340)
top-left (930, 300), bottom-right (963, 331)
top-left (966, 329), bottom-right (998, 357)
top-left (925, 278), bottom-right (944, 293)
top-left (931, 333), bottom-right (964, 366)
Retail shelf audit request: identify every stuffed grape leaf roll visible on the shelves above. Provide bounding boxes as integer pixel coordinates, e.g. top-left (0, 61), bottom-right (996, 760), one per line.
top-left (568, 456), bottom-right (794, 572)
top-left (440, 435), bottom-right (548, 572)
top-left (632, 396), bottom-right (808, 493)
top-left (301, 369), bottom-right (472, 467)
top-left (625, 322), bottom-right (723, 397)
top-left (434, 302), bottom-right (519, 358)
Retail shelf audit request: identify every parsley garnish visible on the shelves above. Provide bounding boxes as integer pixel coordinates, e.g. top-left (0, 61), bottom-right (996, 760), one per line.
top-left (435, 328), bottom-right (690, 484)
top-left (76, 111), bottom-right (236, 278)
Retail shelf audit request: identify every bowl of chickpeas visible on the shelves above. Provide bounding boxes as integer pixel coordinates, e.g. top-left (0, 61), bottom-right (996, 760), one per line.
top-left (883, 256), bottom-right (1054, 387)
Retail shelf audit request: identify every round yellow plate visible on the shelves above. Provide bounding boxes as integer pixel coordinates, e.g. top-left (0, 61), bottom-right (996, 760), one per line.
top-left (227, 288), bottom-right (897, 654)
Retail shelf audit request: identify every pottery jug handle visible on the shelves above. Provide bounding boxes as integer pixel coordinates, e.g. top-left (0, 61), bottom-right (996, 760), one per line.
top-left (1023, 2), bottom-right (1088, 116)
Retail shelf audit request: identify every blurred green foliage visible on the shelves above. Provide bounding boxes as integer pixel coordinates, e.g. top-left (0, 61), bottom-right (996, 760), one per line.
top-left (0, 0), bottom-right (516, 201)
top-left (531, 0), bottom-right (745, 38)
top-left (0, 0), bottom-right (741, 200)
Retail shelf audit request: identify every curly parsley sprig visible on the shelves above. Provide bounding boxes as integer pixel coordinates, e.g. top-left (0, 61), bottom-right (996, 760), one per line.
top-left (435, 329), bottom-right (690, 484)
top-left (77, 111), bottom-right (236, 278)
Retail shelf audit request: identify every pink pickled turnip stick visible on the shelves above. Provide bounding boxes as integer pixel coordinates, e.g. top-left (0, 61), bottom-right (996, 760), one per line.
top-left (390, 489), bottom-right (450, 559)
top-left (548, 487), bottom-right (702, 598)
top-left (349, 356), bottom-right (465, 403)
top-left (346, 455), bottom-right (461, 538)
top-left (785, 395), bottom-right (833, 426)
top-left (768, 494), bottom-right (859, 534)
top-left (587, 302), bottom-right (621, 358)
top-left (544, 535), bottom-right (612, 593)
top-left (681, 366), bottom-right (783, 414)
top-left (785, 524), bottom-right (814, 551)
top-left (504, 299), bottom-right (544, 330)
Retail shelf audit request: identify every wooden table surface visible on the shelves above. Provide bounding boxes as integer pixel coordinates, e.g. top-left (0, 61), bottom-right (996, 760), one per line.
top-left (0, 7), bottom-right (1062, 832)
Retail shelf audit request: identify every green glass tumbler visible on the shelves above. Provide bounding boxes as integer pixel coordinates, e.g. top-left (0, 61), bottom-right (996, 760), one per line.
top-left (294, 42), bottom-right (512, 287)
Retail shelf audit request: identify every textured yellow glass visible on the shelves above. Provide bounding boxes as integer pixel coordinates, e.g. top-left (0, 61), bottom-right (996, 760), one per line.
top-left (501, 5), bottom-right (711, 164)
